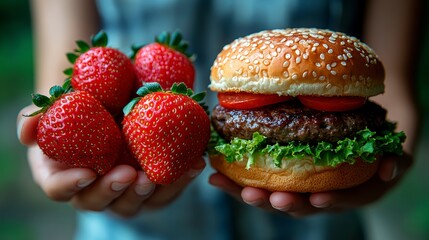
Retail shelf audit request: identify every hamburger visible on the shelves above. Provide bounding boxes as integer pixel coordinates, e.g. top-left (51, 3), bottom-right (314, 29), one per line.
top-left (208, 28), bottom-right (405, 192)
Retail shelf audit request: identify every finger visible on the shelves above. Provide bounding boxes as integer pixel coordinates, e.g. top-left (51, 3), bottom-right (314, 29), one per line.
top-left (143, 157), bottom-right (205, 209)
top-left (269, 192), bottom-right (320, 217)
top-left (28, 146), bottom-right (97, 201)
top-left (241, 187), bottom-right (271, 208)
top-left (208, 172), bottom-right (243, 202)
top-left (108, 171), bottom-right (156, 217)
top-left (378, 153), bottom-right (413, 182)
top-left (17, 105), bottom-right (40, 146)
top-left (309, 176), bottom-right (390, 209)
top-left (309, 153), bottom-right (414, 209)
top-left (71, 165), bottom-right (137, 211)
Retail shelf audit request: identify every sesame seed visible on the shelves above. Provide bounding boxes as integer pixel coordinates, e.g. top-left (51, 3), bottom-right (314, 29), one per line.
top-left (330, 70), bottom-right (337, 75)
top-left (320, 53), bottom-right (325, 60)
top-left (283, 61), bottom-right (290, 68)
top-left (285, 53), bottom-right (291, 59)
top-left (292, 74), bottom-right (298, 80)
top-left (296, 57), bottom-right (301, 64)
top-left (303, 53), bottom-right (309, 59)
top-left (331, 62), bottom-right (337, 67)
top-left (302, 71), bottom-right (308, 78)
top-left (283, 71), bottom-right (289, 77)
top-left (315, 62), bottom-right (322, 67)
top-left (341, 61), bottom-right (347, 66)
top-left (319, 75), bottom-right (326, 81)
top-left (312, 71), bottom-right (317, 77)
top-left (295, 49), bottom-right (301, 55)
top-left (326, 64), bottom-right (331, 70)
top-left (328, 49), bottom-right (333, 54)
top-left (323, 43), bottom-right (329, 49)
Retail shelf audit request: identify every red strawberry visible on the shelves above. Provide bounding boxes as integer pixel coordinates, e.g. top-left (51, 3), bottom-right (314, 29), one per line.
top-left (133, 31), bottom-right (195, 90)
top-left (122, 82), bottom-right (210, 184)
top-left (27, 85), bottom-right (122, 175)
top-left (65, 31), bottom-right (137, 115)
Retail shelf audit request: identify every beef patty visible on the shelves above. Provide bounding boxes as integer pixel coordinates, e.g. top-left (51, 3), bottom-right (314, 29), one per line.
top-left (211, 100), bottom-right (387, 144)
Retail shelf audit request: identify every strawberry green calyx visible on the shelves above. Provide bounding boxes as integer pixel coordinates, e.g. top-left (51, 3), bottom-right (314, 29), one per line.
top-left (130, 31), bottom-right (195, 60)
top-left (123, 82), bottom-right (209, 116)
top-left (25, 84), bottom-right (71, 117)
top-left (156, 31), bottom-right (192, 58)
top-left (64, 30), bottom-right (109, 71)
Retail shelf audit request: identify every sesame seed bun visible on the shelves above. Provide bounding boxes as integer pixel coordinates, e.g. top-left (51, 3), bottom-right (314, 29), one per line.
top-left (209, 28), bottom-right (385, 97)
top-left (209, 154), bottom-right (380, 192)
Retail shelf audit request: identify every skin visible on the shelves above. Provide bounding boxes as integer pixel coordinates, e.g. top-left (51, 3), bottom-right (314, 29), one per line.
top-left (18, 0), bottom-right (419, 218)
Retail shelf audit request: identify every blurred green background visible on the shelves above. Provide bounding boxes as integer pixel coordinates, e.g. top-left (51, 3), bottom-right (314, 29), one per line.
top-left (1, 0), bottom-right (428, 240)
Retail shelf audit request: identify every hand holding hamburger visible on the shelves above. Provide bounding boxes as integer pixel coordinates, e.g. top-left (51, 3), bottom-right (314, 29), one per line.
top-left (208, 28), bottom-right (406, 193)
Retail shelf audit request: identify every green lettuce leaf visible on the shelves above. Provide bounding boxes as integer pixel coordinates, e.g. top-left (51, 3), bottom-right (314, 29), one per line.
top-left (211, 123), bottom-right (406, 168)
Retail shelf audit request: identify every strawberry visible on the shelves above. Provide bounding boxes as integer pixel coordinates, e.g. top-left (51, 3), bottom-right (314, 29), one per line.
top-left (122, 82), bottom-right (210, 184)
top-left (27, 85), bottom-right (122, 175)
top-left (64, 31), bottom-right (137, 115)
top-left (133, 31), bottom-right (195, 90)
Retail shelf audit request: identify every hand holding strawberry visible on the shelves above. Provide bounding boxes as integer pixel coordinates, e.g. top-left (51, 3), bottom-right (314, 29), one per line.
top-left (122, 82), bottom-right (210, 184)
top-left (26, 85), bottom-right (122, 175)
top-left (133, 31), bottom-right (196, 90)
top-left (18, 30), bottom-right (209, 216)
top-left (18, 104), bottom-right (206, 217)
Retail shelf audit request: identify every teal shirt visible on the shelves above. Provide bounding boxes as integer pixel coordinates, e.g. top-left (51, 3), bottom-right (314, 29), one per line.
top-left (75, 1), bottom-right (368, 239)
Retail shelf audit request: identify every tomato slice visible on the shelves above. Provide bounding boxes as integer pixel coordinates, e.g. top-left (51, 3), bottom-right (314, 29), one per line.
top-left (298, 96), bottom-right (367, 112)
top-left (218, 92), bottom-right (293, 109)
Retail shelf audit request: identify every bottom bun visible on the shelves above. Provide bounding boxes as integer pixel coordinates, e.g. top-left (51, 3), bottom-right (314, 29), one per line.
top-left (209, 154), bottom-right (379, 192)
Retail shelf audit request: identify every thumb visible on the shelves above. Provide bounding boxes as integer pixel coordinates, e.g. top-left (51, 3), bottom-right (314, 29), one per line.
top-left (17, 105), bottom-right (40, 146)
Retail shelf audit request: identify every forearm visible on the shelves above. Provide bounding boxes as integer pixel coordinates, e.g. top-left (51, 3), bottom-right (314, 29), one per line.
top-left (30, 0), bottom-right (100, 94)
top-left (363, 0), bottom-right (421, 152)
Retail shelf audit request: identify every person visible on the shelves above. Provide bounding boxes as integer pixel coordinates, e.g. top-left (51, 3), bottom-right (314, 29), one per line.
top-left (17, 0), bottom-right (420, 239)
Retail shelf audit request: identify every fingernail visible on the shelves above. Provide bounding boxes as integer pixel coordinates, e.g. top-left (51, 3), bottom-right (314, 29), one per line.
top-left (272, 203), bottom-right (292, 211)
top-left (311, 201), bottom-right (331, 208)
top-left (134, 184), bottom-right (155, 196)
top-left (77, 178), bottom-right (96, 188)
top-left (111, 182), bottom-right (130, 191)
top-left (244, 199), bottom-right (264, 207)
top-left (16, 117), bottom-right (24, 142)
top-left (187, 168), bottom-right (203, 178)
top-left (390, 163), bottom-right (398, 181)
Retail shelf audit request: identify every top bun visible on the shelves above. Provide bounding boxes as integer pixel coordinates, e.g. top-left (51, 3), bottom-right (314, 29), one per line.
top-left (210, 28), bottom-right (385, 97)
